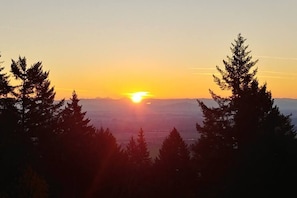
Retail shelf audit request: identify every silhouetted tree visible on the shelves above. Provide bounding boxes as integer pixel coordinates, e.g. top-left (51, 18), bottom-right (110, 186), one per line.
top-left (155, 128), bottom-right (194, 198)
top-left (137, 128), bottom-right (151, 164)
top-left (126, 128), bottom-right (151, 169)
top-left (0, 54), bottom-right (17, 133)
top-left (10, 56), bottom-right (64, 139)
top-left (56, 91), bottom-right (95, 196)
top-left (0, 56), bottom-right (12, 97)
top-left (192, 34), bottom-right (296, 197)
top-left (6, 56), bottom-right (64, 196)
top-left (125, 128), bottom-right (152, 197)
top-left (59, 91), bottom-right (94, 136)
top-left (87, 128), bottom-right (127, 198)
top-left (126, 136), bottom-right (137, 165)
top-left (0, 54), bottom-right (15, 132)
top-left (0, 55), bottom-right (22, 197)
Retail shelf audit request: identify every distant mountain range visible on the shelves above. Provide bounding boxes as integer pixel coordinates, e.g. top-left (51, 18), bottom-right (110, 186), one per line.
top-left (76, 98), bottom-right (297, 149)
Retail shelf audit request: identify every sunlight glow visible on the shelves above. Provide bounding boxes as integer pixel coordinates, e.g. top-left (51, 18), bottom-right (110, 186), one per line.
top-left (130, 92), bottom-right (149, 103)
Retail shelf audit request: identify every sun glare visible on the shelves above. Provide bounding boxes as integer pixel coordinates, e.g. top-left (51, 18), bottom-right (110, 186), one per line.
top-left (130, 92), bottom-right (148, 103)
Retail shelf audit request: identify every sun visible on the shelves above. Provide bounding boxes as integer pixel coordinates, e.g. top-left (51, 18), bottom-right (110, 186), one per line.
top-left (130, 92), bottom-right (148, 103)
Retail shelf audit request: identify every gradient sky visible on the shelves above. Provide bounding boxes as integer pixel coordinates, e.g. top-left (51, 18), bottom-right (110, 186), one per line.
top-left (1, 0), bottom-right (296, 99)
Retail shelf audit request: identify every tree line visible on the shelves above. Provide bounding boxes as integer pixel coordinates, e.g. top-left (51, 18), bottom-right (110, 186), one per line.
top-left (1, 34), bottom-right (296, 198)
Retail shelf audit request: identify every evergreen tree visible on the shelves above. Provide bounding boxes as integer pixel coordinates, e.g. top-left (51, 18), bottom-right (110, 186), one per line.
top-left (136, 128), bottom-right (151, 167)
top-left (9, 56), bottom-right (64, 196)
top-left (10, 56), bottom-right (64, 138)
top-left (0, 54), bottom-right (15, 131)
top-left (0, 55), bottom-right (12, 97)
top-left (126, 128), bottom-right (151, 167)
top-left (86, 128), bottom-right (127, 198)
top-left (125, 128), bottom-right (152, 198)
top-left (57, 91), bottom-right (95, 197)
top-left (0, 55), bottom-right (21, 197)
top-left (192, 34), bottom-right (296, 197)
top-left (156, 128), bottom-right (190, 168)
top-left (0, 54), bottom-right (17, 133)
top-left (155, 128), bottom-right (193, 198)
top-left (126, 136), bottom-right (138, 166)
top-left (59, 91), bottom-right (94, 137)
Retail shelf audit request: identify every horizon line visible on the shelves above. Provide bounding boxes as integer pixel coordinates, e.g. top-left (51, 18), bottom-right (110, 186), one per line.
top-left (59, 97), bottom-right (297, 100)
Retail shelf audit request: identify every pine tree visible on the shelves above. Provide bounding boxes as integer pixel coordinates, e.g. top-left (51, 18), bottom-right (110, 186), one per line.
top-left (155, 128), bottom-right (193, 198)
top-left (86, 128), bottom-right (127, 198)
top-left (60, 91), bottom-right (94, 137)
top-left (126, 136), bottom-right (138, 166)
top-left (57, 91), bottom-right (95, 197)
top-left (10, 56), bottom-right (64, 137)
top-left (0, 55), bottom-right (21, 197)
top-left (126, 128), bottom-right (151, 167)
top-left (0, 55), bottom-right (12, 98)
top-left (192, 34), bottom-right (296, 197)
top-left (0, 54), bottom-right (15, 131)
top-left (58, 91), bottom-right (95, 168)
top-left (125, 128), bottom-right (152, 197)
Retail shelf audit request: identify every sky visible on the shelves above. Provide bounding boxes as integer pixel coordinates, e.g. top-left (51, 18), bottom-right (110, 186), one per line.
top-left (1, 0), bottom-right (297, 99)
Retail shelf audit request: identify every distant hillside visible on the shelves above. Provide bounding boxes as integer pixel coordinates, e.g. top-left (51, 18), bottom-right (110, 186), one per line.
top-left (73, 98), bottom-right (297, 144)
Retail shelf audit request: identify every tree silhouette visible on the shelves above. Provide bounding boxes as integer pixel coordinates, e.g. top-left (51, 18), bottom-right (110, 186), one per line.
top-left (10, 56), bottom-right (64, 139)
top-left (0, 55), bottom-right (22, 197)
top-left (127, 128), bottom-right (151, 168)
top-left (59, 91), bottom-right (94, 136)
top-left (155, 128), bottom-right (194, 198)
top-left (192, 34), bottom-right (297, 197)
top-left (0, 55), bottom-right (12, 97)
top-left (86, 128), bottom-right (127, 198)
top-left (125, 128), bottom-right (152, 197)
top-left (56, 91), bottom-right (95, 197)
top-left (1, 57), bottom-right (64, 196)
top-left (0, 54), bottom-right (16, 132)
top-left (126, 136), bottom-right (137, 165)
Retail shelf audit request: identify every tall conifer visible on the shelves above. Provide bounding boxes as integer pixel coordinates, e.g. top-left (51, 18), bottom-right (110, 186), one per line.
top-left (192, 34), bottom-right (296, 197)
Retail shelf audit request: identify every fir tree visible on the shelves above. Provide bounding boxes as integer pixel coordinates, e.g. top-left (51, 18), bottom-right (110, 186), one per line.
top-left (10, 56), bottom-right (63, 137)
top-left (59, 91), bottom-right (94, 136)
top-left (136, 128), bottom-right (151, 167)
top-left (0, 54), bottom-right (15, 131)
top-left (126, 136), bottom-right (138, 166)
top-left (0, 55), bottom-right (12, 98)
top-left (192, 34), bottom-right (296, 197)
top-left (0, 55), bottom-right (21, 197)
top-left (126, 128), bottom-right (151, 167)
top-left (86, 128), bottom-right (127, 198)
top-left (155, 128), bottom-right (193, 198)
top-left (57, 91), bottom-right (95, 197)
top-left (125, 128), bottom-right (152, 198)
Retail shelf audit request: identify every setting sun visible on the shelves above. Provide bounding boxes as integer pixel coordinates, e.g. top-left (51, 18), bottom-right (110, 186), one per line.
top-left (130, 92), bottom-right (149, 103)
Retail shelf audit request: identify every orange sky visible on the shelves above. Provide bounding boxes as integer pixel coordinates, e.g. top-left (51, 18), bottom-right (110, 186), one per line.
top-left (1, 1), bottom-right (297, 99)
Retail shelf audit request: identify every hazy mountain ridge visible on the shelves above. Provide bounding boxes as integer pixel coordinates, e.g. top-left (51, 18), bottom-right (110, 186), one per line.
top-left (74, 98), bottom-right (297, 148)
